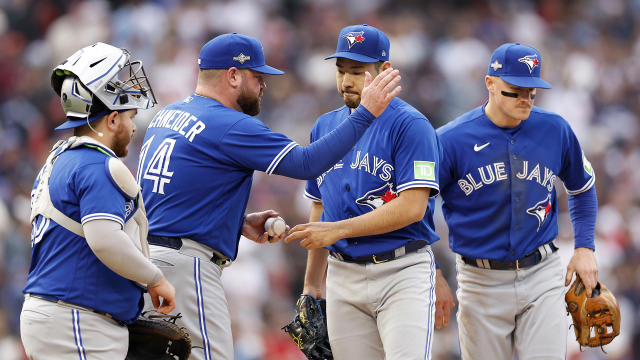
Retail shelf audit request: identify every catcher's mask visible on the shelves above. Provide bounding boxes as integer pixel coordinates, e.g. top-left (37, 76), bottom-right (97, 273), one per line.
top-left (52, 42), bottom-right (157, 130)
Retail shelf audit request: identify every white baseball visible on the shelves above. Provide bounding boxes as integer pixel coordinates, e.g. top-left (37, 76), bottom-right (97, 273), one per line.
top-left (265, 216), bottom-right (286, 236)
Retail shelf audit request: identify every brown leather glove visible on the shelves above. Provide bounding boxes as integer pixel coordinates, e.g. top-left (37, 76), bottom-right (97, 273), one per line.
top-left (565, 276), bottom-right (620, 348)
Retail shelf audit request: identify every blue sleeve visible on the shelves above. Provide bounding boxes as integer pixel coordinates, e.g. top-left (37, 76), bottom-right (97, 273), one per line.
top-left (220, 117), bottom-right (298, 174)
top-left (393, 116), bottom-right (440, 196)
top-left (568, 185), bottom-right (597, 250)
top-left (274, 105), bottom-right (375, 180)
top-left (559, 121), bottom-right (595, 195)
top-left (436, 130), bottom-right (453, 191)
top-left (304, 125), bottom-right (323, 201)
top-left (75, 162), bottom-right (127, 227)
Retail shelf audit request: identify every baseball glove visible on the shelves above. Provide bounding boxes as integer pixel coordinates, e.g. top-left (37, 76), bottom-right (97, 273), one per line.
top-left (565, 276), bottom-right (620, 348)
top-left (282, 294), bottom-right (333, 360)
top-left (125, 311), bottom-right (191, 360)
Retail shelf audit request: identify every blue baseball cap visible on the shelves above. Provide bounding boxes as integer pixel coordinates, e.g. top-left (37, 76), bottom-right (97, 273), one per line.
top-left (487, 43), bottom-right (551, 89)
top-left (198, 33), bottom-right (284, 75)
top-left (325, 24), bottom-right (390, 63)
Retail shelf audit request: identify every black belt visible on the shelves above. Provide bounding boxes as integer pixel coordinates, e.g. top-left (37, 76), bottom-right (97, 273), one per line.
top-left (26, 293), bottom-right (126, 326)
top-left (148, 235), bottom-right (230, 266)
top-left (330, 240), bottom-right (427, 264)
top-left (461, 242), bottom-right (558, 270)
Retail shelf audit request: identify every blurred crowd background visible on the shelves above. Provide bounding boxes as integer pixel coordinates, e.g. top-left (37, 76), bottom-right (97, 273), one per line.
top-left (0, 0), bottom-right (638, 359)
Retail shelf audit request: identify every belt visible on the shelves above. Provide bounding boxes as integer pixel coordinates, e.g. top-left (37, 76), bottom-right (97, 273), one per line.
top-left (25, 293), bottom-right (126, 326)
top-left (461, 241), bottom-right (558, 270)
top-left (330, 240), bottom-right (427, 264)
top-left (148, 235), bottom-right (231, 267)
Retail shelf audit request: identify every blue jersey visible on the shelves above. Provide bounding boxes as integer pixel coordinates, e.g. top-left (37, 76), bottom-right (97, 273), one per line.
top-left (138, 94), bottom-right (297, 259)
top-left (24, 143), bottom-right (143, 323)
top-left (437, 105), bottom-right (595, 261)
top-left (304, 98), bottom-right (440, 258)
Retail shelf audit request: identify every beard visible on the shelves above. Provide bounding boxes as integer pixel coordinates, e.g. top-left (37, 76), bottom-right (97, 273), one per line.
top-left (340, 89), bottom-right (361, 109)
top-left (237, 87), bottom-right (261, 116)
top-left (112, 130), bottom-right (131, 157)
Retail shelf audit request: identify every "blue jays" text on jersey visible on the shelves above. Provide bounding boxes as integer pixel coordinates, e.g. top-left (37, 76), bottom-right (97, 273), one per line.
top-left (437, 105), bottom-right (595, 261)
top-left (305, 98), bottom-right (441, 258)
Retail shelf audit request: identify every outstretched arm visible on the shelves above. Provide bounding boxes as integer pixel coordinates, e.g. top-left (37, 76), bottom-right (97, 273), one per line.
top-left (274, 68), bottom-right (402, 180)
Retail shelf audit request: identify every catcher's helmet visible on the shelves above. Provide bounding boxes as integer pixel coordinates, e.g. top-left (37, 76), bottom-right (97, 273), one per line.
top-left (51, 42), bottom-right (157, 130)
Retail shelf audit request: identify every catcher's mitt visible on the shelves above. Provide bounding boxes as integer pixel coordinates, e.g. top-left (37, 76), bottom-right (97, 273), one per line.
top-left (125, 311), bottom-right (191, 360)
top-left (565, 276), bottom-right (620, 348)
top-left (282, 294), bottom-right (333, 360)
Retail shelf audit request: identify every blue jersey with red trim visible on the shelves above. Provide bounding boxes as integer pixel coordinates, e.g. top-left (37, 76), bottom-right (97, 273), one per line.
top-left (24, 142), bottom-right (143, 323)
top-left (437, 105), bottom-right (595, 261)
top-left (304, 98), bottom-right (440, 258)
top-left (138, 94), bottom-right (298, 259)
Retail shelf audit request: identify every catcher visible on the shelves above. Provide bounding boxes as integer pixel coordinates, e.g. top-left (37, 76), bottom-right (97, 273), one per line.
top-left (283, 295), bottom-right (333, 360)
top-left (566, 276), bottom-right (620, 349)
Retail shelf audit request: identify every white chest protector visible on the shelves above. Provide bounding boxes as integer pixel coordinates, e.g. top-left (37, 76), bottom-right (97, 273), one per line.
top-left (30, 136), bottom-right (150, 258)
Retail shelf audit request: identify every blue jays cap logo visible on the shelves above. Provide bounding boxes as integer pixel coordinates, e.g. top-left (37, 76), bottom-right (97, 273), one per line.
top-left (342, 31), bottom-right (365, 49)
top-left (518, 54), bottom-right (540, 73)
top-left (356, 183), bottom-right (396, 210)
top-left (526, 194), bottom-right (551, 231)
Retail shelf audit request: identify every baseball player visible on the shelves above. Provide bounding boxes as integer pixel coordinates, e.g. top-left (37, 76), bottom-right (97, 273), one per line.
top-left (285, 24), bottom-right (445, 359)
top-left (21, 42), bottom-right (175, 359)
top-left (137, 33), bottom-right (401, 360)
top-left (437, 43), bottom-right (599, 359)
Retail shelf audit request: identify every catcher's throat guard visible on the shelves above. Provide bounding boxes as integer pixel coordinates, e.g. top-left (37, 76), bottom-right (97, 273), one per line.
top-left (565, 277), bottom-right (620, 349)
top-left (282, 294), bottom-right (333, 360)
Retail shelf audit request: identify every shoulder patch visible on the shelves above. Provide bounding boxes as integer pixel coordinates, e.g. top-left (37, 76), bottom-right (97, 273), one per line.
top-left (582, 152), bottom-right (594, 176)
top-left (106, 157), bottom-right (139, 199)
top-left (414, 161), bottom-right (436, 181)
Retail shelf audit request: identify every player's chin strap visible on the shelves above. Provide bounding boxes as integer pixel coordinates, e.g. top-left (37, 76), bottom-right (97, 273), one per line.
top-left (30, 136), bottom-right (150, 259)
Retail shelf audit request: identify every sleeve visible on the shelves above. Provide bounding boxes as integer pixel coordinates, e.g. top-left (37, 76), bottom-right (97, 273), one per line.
top-left (84, 219), bottom-right (163, 286)
top-left (272, 105), bottom-right (376, 180)
top-left (568, 186), bottom-right (597, 250)
top-left (393, 116), bottom-right (440, 196)
top-left (304, 124), bottom-right (322, 201)
top-left (437, 130), bottom-right (454, 191)
top-left (559, 121), bottom-right (595, 195)
top-left (220, 116), bottom-right (298, 174)
top-left (74, 162), bottom-right (128, 227)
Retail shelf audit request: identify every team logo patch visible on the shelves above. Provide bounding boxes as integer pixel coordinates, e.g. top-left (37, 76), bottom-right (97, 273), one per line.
top-left (518, 54), bottom-right (540, 73)
top-left (342, 32), bottom-right (365, 48)
top-left (232, 53), bottom-right (251, 64)
top-left (490, 60), bottom-right (502, 71)
top-left (414, 161), bottom-right (436, 181)
top-left (526, 194), bottom-right (552, 231)
top-left (356, 182), bottom-right (396, 210)
top-left (125, 199), bottom-right (135, 218)
top-left (582, 152), bottom-right (594, 176)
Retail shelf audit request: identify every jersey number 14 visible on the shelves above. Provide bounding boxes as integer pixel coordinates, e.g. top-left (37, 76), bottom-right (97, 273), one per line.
top-left (138, 136), bottom-right (175, 194)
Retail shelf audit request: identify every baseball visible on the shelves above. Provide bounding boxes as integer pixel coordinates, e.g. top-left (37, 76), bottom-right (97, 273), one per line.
top-left (265, 216), bottom-right (286, 236)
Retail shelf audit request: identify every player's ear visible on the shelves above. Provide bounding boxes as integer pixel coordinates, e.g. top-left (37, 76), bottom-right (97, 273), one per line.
top-left (227, 67), bottom-right (242, 89)
top-left (380, 61), bottom-right (392, 72)
top-left (105, 110), bottom-right (120, 130)
top-left (485, 75), bottom-right (495, 94)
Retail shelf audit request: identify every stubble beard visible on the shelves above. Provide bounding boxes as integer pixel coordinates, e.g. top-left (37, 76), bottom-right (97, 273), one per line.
top-left (341, 90), bottom-right (361, 109)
